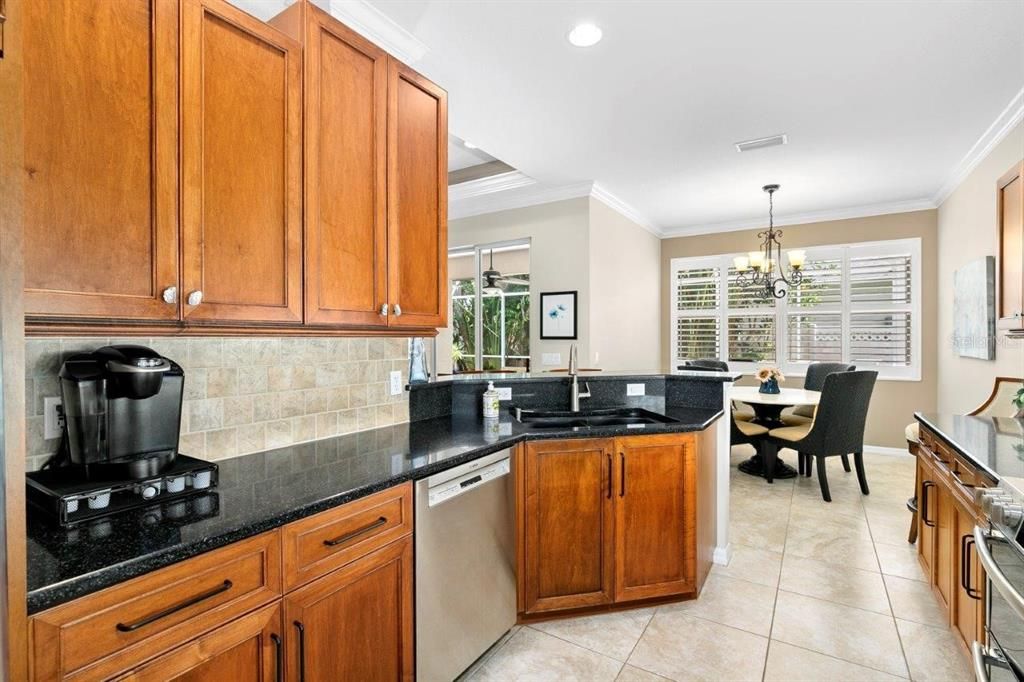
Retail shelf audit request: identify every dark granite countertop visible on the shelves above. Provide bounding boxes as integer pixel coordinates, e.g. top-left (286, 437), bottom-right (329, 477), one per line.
top-left (915, 412), bottom-right (1024, 486)
top-left (410, 369), bottom-right (742, 387)
top-left (27, 406), bottom-right (721, 614)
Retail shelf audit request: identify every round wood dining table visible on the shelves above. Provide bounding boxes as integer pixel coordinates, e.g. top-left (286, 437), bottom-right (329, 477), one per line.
top-left (729, 386), bottom-right (822, 479)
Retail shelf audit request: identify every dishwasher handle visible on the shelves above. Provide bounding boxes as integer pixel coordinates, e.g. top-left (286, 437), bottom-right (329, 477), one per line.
top-left (427, 457), bottom-right (510, 507)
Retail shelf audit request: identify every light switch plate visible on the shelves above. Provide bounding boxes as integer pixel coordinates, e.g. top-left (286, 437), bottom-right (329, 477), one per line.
top-left (542, 353), bottom-right (561, 366)
top-left (626, 383), bottom-right (646, 397)
top-left (44, 397), bottom-right (64, 440)
top-left (389, 371), bottom-right (403, 396)
top-left (496, 387), bottom-right (513, 401)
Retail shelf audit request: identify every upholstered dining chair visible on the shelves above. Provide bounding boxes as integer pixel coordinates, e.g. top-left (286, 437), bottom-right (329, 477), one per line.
top-left (905, 376), bottom-right (1024, 543)
top-left (781, 362), bottom-right (856, 474)
top-left (682, 359), bottom-right (759, 423)
top-left (764, 371), bottom-right (878, 499)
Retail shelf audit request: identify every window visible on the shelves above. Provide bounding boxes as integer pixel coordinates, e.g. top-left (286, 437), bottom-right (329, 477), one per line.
top-left (449, 241), bottom-right (531, 373)
top-left (670, 238), bottom-right (921, 380)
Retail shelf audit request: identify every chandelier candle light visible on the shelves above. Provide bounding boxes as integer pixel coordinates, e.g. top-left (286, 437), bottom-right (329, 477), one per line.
top-left (733, 184), bottom-right (805, 299)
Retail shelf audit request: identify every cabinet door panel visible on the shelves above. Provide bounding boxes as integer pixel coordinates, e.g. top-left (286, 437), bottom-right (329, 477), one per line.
top-left (614, 434), bottom-right (696, 601)
top-left (998, 162), bottom-right (1023, 328)
top-left (24, 0), bottom-right (179, 320)
top-left (520, 439), bottom-right (614, 613)
top-left (113, 603), bottom-right (283, 682)
top-left (387, 60), bottom-right (447, 328)
top-left (181, 0), bottom-right (302, 324)
top-left (304, 6), bottom-right (389, 326)
top-left (284, 537), bottom-right (413, 682)
top-left (953, 503), bottom-right (985, 651)
top-left (917, 457), bottom-right (936, 577)
top-left (935, 484), bottom-right (953, 611)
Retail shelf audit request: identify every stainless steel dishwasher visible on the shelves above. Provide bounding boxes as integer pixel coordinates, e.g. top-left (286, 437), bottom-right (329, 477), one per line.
top-left (416, 448), bottom-right (516, 682)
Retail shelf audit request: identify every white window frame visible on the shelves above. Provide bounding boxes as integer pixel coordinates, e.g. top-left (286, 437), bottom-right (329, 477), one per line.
top-left (669, 237), bottom-right (922, 381)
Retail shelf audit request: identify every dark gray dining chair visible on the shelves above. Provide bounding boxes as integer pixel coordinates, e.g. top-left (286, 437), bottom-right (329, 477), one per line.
top-left (763, 371), bottom-right (878, 500)
top-left (781, 362), bottom-right (856, 473)
top-left (681, 359), bottom-right (730, 372)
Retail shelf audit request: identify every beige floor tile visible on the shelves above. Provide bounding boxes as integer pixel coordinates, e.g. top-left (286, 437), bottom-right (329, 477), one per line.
top-left (711, 543), bottom-right (783, 587)
top-left (615, 664), bottom-right (670, 681)
top-left (884, 574), bottom-right (948, 626)
top-left (627, 609), bottom-right (768, 682)
top-left (763, 640), bottom-right (907, 681)
top-left (787, 504), bottom-right (871, 535)
top-left (457, 626), bottom-right (522, 680)
top-left (660, 573), bottom-right (777, 636)
top-left (784, 522), bottom-right (881, 572)
top-left (896, 618), bottom-right (973, 681)
top-left (779, 554), bottom-right (891, 615)
top-left (875, 542), bottom-right (928, 582)
top-left (771, 591), bottom-right (909, 677)
top-left (730, 512), bottom-right (790, 554)
top-left (867, 507), bottom-right (917, 547)
top-left (530, 607), bottom-right (654, 662)
top-left (469, 627), bottom-right (623, 682)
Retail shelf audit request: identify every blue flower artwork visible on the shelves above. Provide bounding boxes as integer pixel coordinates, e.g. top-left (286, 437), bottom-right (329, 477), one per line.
top-left (540, 292), bottom-right (577, 339)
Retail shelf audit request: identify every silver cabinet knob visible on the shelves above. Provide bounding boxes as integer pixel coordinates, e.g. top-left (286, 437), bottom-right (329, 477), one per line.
top-left (393, 303), bottom-right (402, 317)
top-left (162, 286), bottom-right (178, 304)
top-left (379, 303), bottom-right (388, 316)
top-left (187, 290), bottom-right (203, 306)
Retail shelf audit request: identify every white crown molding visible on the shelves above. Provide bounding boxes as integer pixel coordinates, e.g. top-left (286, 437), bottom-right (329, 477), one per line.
top-left (448, 171), bottom-right (537, 202)
top-left (932, 86), bottom-right (1024, 206)
top-left (328, 0), bottom-right (428, 64)
top-left (449, 180), bottom-right (594, 221)
top-left (660, 197), bottom-right (937, 239)
top-left (590, 183), bottom-right (663, 238)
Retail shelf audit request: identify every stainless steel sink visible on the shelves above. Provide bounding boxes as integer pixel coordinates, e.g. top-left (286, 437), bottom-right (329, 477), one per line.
top-left (513, 407), bottom-right (678, 429)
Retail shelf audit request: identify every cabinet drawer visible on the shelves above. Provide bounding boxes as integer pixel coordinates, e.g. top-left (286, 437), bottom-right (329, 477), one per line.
top-left (282, 482), bottom-right (412, 591)
top-left (31, 531), bottom-right (282, 681)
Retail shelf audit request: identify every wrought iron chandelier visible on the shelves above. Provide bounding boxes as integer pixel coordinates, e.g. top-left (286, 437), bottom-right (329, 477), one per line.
top-left (733, 184), bottom-right (805, 299)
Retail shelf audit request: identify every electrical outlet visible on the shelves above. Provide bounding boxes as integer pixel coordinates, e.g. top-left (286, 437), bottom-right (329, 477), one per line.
top-left (44, 397), bottom-right (64, 440)
top-left (496, 387), bottom-right (512, 401)
top-left (542, 353), bottom-right (561, 366)
top-left (626, 383), bottom-right (646, 397)
top-left (389, 370), bottom-right (403, 396)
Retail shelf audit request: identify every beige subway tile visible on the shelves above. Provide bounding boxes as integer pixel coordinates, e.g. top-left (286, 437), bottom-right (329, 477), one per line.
top-left (293, 365), bottom-right (316, 389)
top-left (237, 423), bottom-right (266, 454)
top-left (338, 409), bottom-right (358, 434)
top-left (206, 367), bottom-right (238, 398)
top-left (187, 399), bottom-right (223, 432)
top-left (347, 338), bottom-right (368, 361)
top-left (223, 395), bottom-right (254, 427)
top-left (268, 366), bottom-right (294, 392)
top-left (316, 363), bottom-right (345, 388)
top-left (303, 388), bottom-right (330, 414)
top-left (148, 338), bottom-right (188, 364)
top-left (266, 419), bottom-right (294, 449)
top-left (221, 339), bottom-right (253, 366)
top-left (280, 390), bottom-right (305, 418)
top-left (375, 404), bottom-right (394, 426)
top-left (26, 340), bottom-right (61, 377)
top-left (328, 386), bottom-right (350, 411)
top-left (356, 407), bottom-right (375, 431)
top-left (33, 375), bottom-right (60, 416)
top-left (25, 378), bottom-right (35, 415)
top-left (394, 401), bottom-right (410, 424)
top-left (350, 384), bottom-right (369, 408)
top-left (178, 431), bottom-right (207, 458)
top-left (188, 339), bottom-right (224, 368)
top-left (294, 415), bottom-right (316, 443)
top-left (237, 366), bottom-right (269, 395)
top-left (183, 369), bottom-right (207, 400)
top-left (249, 338), bottom-right (278, 365)
top-left (254, 397), bottom-right (281, 423)
top-left (206, 427), bottom-right (238, 460)
top-left (316, 412), bottom-right (339, 438)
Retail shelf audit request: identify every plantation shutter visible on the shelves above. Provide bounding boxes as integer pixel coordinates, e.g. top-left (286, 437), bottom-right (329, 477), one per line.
top-left (674, 264), bottom-right (721, 362)
top-left (848, 252), bottom-right (913, 367)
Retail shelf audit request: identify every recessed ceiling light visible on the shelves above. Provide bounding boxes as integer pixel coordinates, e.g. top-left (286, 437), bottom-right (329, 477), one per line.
top-left (568, 23), bottom-right (602, 48)
top-left (463, 140), bottom-right (478, 149)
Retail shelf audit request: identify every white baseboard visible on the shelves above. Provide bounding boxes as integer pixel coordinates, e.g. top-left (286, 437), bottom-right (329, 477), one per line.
top-left (864, 445), bottom-right (913, 457)
top-left (712, 544), bottom-right (732, 566)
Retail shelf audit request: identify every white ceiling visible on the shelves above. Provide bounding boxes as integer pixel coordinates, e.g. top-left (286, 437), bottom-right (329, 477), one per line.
top-left (448, 137), bottom-right (497, 171)
top-left (369, 0), bottom-right (1024, 235)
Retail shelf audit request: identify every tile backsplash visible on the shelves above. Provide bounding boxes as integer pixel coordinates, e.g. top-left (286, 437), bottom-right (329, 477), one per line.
top-left (25, 336), bottom-right (411, 471)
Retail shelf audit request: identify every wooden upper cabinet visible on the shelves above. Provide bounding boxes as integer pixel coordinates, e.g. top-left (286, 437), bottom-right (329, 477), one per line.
top-left (997, 160), bottom-right (1024, 330)
top-left (614, 434), bottom-right (696, 601)
top-left (273, 2), bottom-right (390, 327)
top-left (23, 0), bottom-right (180, 321)
top-left (180, 0), bottom-right (303, 324)
top-left (387, 60), bottom-right (448, 328)
top-left (519, 439), bottom-right (615, 614)
top-left (283, 537), bottom-right (414, 681)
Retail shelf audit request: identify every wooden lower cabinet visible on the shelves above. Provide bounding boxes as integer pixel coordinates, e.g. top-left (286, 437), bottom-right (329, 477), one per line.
top-left (934, 483), bottom-right (954, 611)
top-left (953, 500), bottom-right (985, 651)
top-left (518, 433), bottom-right (700, 617)
top-left (284, 537), bottom-right (413, 681)
top-left (113, 603), bottom-right (283, 681)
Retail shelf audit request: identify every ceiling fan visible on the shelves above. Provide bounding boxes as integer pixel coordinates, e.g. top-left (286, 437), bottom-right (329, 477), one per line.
top-left (481, 248), bottom-right (529, 295)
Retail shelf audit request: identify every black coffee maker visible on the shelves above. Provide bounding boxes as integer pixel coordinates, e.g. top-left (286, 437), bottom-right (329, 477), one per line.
top-left (58, 345), bottom-right (184, 479)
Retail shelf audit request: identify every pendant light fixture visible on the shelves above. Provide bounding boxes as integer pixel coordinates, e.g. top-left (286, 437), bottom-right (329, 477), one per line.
top-left (733, 184), bottom-right (805, 299)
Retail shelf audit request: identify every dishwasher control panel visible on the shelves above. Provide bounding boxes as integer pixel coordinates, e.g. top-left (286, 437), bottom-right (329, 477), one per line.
top-left (428, 457), bottom-right (510, 507)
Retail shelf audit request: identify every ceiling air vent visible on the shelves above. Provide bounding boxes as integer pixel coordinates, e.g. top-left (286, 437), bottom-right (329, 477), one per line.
top-left (735, 134), bottom-right (788, 153)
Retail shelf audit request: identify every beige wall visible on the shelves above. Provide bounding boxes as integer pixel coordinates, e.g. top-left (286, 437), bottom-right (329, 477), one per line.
top-left (937, 121), bottom-right (1024, 415)
top-left (660, 210), bottom-right (939, 448)
top-left (448, 198), bottom-right (591, 371)
top-left (588, 198), bottom-right (662, 370)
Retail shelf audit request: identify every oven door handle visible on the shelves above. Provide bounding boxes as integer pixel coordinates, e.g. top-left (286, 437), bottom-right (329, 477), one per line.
top-left (974, 525), bottom-right (1024, 622)
top-left (974, 641), bottom-right (991, 682)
